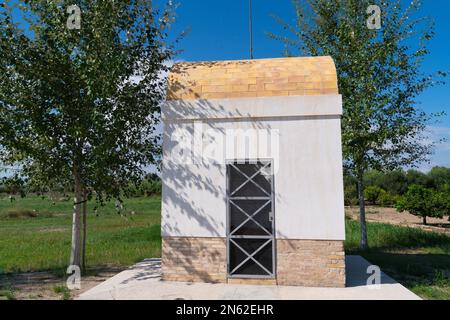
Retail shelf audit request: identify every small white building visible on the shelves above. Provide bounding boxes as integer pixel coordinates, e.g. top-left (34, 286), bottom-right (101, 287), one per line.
top-left (161, 57), bottom-right (346, 287)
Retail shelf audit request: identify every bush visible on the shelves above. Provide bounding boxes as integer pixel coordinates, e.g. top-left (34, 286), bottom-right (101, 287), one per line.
top-left (0, 208), bottom-right (54, 219)
top-left (363, 186), bottom-right (398, 207)
top-left (344, 174), bottom-right (358, 206)
top-left (126, 177), bottom-right (162, 197)
top-left (428, 167), bottom-right (450, 191)
top-left (1, 176), bottom-right (27, 196)
top-left (380, 170), bottom-right (409, 195)
top-left (364, 186), bottom-right (384, 204)
top-left (362, 170), bottom-right (408, 195)
top-left (139, 179), bottom-right (161, 196)
top-left (406, 169), bottom-right (431, 188)
top-left (1, 208), bottom-right (39, 219)
top-left (344, 184), bottom-right (358, 206)
top-left (396, 185), bottom-right (449, 224)
top-left (378, 191), bottom-right (400, 207)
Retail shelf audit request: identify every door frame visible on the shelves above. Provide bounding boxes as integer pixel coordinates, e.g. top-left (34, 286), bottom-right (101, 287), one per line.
top-left (225, 158), bottom-right (276, 279)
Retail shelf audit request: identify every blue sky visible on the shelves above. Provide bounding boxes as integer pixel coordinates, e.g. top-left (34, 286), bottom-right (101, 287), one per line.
top-left (167, 0), bottom-right (450, 170)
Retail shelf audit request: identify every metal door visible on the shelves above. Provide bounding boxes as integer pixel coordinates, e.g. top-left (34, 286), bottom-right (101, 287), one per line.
top-left (226, 160), bottom-right (275, 278)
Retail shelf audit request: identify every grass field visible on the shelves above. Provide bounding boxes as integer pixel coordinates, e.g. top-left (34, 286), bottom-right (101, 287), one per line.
top-left (0, 195), bottom-right (449, 299)
top-left (0, 195), bottom-right (161, 274)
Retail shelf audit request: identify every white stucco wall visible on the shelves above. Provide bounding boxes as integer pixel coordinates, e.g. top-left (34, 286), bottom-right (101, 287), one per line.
top-left (161, 95), bottom-right (345, 240)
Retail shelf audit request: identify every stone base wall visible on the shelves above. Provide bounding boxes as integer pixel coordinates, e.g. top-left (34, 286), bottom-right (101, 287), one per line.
top-left (277, 240), bottom-right (346, 287)
top-left (162, 237), bottom-right (345, 287)
top-left (161, 237), bottom-right (227, 283)
top-left (227, 278), bottom-right (277, 286)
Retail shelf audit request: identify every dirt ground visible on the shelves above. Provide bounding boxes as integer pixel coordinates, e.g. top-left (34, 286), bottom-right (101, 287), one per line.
top-left (346, 206), bottom-right (450, 235)
top-left (0, 267), bottom-right (123, 300)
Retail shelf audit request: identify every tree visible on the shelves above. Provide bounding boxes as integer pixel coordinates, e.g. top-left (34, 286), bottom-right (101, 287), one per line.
top-left (363, 170), bottom-right (384, 190)
top-left (364, 185), bottom-right (384, 205)
top-left (396, 185), bottom-right (449, 224)
top-left (1, 175), bottom-right (26, 197)
top-left (406, 169), bottom-right (430, 188)
top-left (269, 0), bottom-right (448, 249)
top-left (378, 170), bottom-right (408, 195)
top-left (0, 0), bottom-right (175, 270)
top-left (427, 166), bottom-right (450, 191)
top-left (362, 169), bottom-right (408, 196)
top-left (343, 172), bottom-right (358, 205)
top-left (378, 189), bottom-right (400, 207)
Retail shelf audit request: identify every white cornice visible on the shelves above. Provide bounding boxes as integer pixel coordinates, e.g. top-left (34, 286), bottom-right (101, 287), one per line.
top-left (163, 95), bottom-right (342, 122)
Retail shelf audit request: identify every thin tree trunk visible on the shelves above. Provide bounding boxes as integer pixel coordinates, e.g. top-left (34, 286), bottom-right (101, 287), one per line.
top-left (82, 189), bottom-right (87, 272)
top-left (70, 166), bottom-right (83, 268)
top-left (423, 216), bottom-right (427, 225)
top-left (357, 171), bottom-right (368, 250)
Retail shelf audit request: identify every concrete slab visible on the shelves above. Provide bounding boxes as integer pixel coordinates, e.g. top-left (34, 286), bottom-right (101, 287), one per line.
top-left (77, 256), bottom-right (421, 300)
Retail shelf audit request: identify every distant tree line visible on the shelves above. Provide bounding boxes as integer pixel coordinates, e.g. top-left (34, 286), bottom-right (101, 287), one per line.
top-left (0, 173), bottom-right (162, 199)
top-left (345, 166), bottom-right (450, 205)
top-left (126, 173), bottom-right (162, 197)
top-left (345, 166), bottom-right (450, 224)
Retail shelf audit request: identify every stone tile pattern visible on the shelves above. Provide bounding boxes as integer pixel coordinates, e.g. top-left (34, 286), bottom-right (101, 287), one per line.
top-left (162, 237), bottom-right (227, 283)
top-left (162, 237), bottom-right (346, 287)
top-left (277, 239), bottom-right (346, 287)
top-left (167, 56), bottom-right (338, 100)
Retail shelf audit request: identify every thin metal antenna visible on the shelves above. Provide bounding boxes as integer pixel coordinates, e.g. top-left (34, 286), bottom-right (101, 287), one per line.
top-left (249, 0), bottom-right (253, 59)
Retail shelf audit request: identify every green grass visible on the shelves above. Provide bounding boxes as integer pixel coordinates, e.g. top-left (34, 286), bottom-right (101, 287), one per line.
top-left (0, 195), bottom-right (161, 273)
top-left (0, 195), bottom-right (449, 300)
top-left (0, 288), bottom-right (16, 300)
top-left (345, 219), bottom-right (450, 254)
top-left (345, 219), bottom-right (450, 300)
top-left (53, 284), bottom-right (71, 300)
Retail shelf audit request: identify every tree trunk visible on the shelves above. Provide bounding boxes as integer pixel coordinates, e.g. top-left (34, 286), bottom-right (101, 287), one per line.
top-left (423, 215), bottom-right (427, 225)
top-left (357, 171), bottom-right (369, 250)
top-left (82, 189), bottom-right (87, 272)
top-left (69, 166), bottom-right (83, 268)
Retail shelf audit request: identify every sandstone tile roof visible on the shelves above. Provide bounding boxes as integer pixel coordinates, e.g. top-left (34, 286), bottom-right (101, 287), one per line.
top-left (167, 56), bottom-right (338, 100)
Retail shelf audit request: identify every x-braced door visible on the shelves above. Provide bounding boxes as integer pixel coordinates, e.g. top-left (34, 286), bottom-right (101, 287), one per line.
top-left (226, 160), bottom-right (275, 278)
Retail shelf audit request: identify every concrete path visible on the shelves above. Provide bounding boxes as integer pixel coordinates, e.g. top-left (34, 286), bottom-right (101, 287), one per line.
top-left (77, 256), bottom-right (420, 300)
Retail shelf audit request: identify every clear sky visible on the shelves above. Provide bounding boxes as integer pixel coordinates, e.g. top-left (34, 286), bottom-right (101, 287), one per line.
top-left (167, 0), bottom-right (450, 170)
